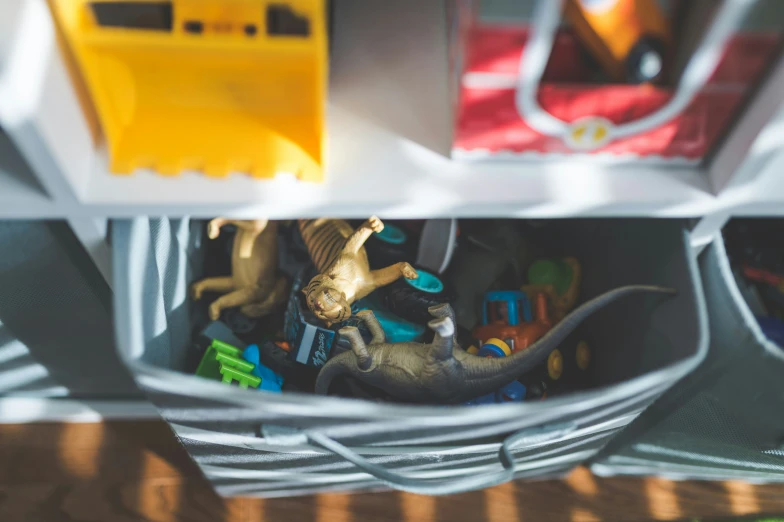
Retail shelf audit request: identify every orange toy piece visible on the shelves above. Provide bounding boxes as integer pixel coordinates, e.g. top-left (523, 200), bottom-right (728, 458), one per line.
top-left (564, 0), bottom-right (671, 84)
top-left (49, 0), bottom-right (327, 180)
top-left (473, 291), bottom-right (552, 354)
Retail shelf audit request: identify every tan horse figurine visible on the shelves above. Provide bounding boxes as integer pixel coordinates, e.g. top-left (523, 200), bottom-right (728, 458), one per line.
top-left (192, 218), bottom-right (289, 321)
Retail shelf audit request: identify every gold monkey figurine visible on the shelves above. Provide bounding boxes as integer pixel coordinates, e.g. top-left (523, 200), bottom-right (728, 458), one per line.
top-left (299, 217), bottom-right (418, 326)
top-left (192, 218), bottom-right (289, 321)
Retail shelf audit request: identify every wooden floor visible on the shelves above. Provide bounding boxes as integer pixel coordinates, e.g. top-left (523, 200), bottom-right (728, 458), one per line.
top-left (0, 421), bottom-right (782, 522)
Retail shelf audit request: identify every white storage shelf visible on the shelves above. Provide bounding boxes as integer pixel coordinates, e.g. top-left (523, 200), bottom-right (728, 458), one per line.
top-left (713, 105), bottom-right (784, 216)
top-left (0, 129), bottom-right (55, 218)
top-left (83, 123), bottom-right (717, 218)
top-left (0, 0), bottom-right (781, 221)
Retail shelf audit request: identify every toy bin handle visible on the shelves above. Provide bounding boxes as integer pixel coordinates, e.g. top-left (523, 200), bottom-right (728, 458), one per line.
top-left (304, 422), bottom-right (577, 496)
top-left (515, 0), bottom-right (752, 148)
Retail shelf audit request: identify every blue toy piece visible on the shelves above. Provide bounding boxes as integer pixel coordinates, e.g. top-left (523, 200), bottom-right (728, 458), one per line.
top-left (405, 268), bottom-right (445, 294)
top-left (353, 295), bottom-right (427, 343)
top-left (243, 344), bottom-right (284, 393)
top-left (756, 315), bottom-right (784, 348)
top-left (464, 338), bottom-right (526, 405)
top-left (495, 381), bottom-right (526, 402)
top-left (464, 381), bottom-right (527, 405)
top-left (482, 290), bottom-right (532, 326)
top-left (374, 223), bottom-right (407, 245)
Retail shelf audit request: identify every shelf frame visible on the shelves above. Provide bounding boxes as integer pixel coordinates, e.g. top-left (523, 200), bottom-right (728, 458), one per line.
top-left (6, 0), bottom-right (781, 221)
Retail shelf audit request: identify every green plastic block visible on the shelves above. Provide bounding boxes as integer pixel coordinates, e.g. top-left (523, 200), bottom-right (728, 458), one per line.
top-left (219, 364), bottom-right (261, 389)
top-left (196, 339), bottom-right (261, 389)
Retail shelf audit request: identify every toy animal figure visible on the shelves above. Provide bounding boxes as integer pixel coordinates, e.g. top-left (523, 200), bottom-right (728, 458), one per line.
top-left (315, 285), bottom-right (674, 403)
top-left (192, 218), bottom-right (289, 321)
top-left (299, 217), bottom-right (418, 326)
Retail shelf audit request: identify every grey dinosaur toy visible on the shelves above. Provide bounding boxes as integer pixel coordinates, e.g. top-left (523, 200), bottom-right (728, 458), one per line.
top-left (315, 285), bottom-right (674, 403)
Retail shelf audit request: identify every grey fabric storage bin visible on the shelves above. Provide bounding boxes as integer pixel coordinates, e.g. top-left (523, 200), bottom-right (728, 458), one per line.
top-left (592, 235), bottom-right (784, 482)
top-left (0, 221), bottom-right (139, 398)
top-left (113, 217), bottom-right (707, 497)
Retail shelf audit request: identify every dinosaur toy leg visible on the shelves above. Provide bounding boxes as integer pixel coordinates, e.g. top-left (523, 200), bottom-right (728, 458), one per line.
top-left (343, 216), bottom-right (384, 254)
top-left (427, 316), bottom-right (455, 359)
top-left (355, 310), bottom-right (386, 344)
top-left (427, 303), bottom-right (459, 349)
top-left (239, 276), bottom-right (290, 317)
top-left (428, 303), bottom-right (457, 326)
top-left (191, 276), bottom-right (235, 300)
top-left (338, 326), bottom-right (373, 370)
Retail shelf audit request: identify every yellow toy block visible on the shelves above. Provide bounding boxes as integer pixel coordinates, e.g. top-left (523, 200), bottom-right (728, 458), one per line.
top-left (49, 0), bottom-right (327, 181)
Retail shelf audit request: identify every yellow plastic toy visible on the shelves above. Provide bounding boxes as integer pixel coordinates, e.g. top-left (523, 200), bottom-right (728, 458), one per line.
top-left (49, 0), bottom-right (327, 181)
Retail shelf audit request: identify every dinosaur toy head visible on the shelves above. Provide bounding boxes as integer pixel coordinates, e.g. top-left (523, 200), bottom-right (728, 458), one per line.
top-left (303, 275), bottom-right (351, 326)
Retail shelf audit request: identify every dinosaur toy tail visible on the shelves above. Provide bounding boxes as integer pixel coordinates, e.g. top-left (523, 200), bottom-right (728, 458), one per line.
top-left (315, 351), bottom-right (361, 395)
top-left (461, 285), bottom-right (676, 392)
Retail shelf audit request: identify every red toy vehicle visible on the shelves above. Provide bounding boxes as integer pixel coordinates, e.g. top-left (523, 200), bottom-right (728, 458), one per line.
top-left (472, 290), bottom-right (552, 354)
top-left (452, 0), bottom-right (779, 161)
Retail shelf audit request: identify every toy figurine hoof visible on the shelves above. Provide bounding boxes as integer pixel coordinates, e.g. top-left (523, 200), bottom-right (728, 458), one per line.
top-left (428, 317), bottom-right (455, 337)
top-left (338, 325), bottom-right (360, 337)
top-left (191, 283), bottom-right (204, 301)
top-left (428, 303), bottom-right (453, 318)
top-left (367, 216), bottom-right (384, 233)
top-left (207, 219), bottom-right (223, 239)
top-left (401, 263), bottom-right (418, 280)
top-left (208, 303), bottom-right (222, 321)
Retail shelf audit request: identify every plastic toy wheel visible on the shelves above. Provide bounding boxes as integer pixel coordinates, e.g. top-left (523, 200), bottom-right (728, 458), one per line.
top-left (365, 222), bottom-right (417, 269)
top-left (479, 338), bottom-right (512, 358)
top-left (547, 349), bottom-right (564, 381)
top-left (383, 267), bottom-right (454, 324)
top-left (223, 308), bottom-right (258, 334)
top-left (626, 36), bottom-right (667, 84)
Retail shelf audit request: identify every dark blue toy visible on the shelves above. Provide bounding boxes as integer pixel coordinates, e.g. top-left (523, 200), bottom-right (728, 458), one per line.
top-left (464, 340), bottom-right (526, 406)
top-left (756, 315), bottom-right (784, 348)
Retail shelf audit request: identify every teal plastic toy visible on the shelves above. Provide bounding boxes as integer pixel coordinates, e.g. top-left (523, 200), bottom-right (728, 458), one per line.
top-left (405, 268), bottom-right (444, 294)
top-left (354, 294), bottom-right (427, 343)
top-left (373, 223), bottom-right (407, 245)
